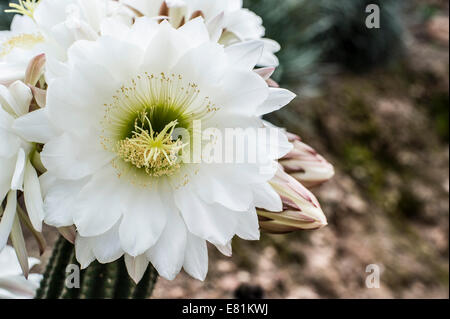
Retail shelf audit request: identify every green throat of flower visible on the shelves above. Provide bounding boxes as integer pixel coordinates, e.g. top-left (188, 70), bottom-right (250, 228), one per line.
top-left (117, 113), bottom-right (186, 177)
top-left (103, 72), bottom-right (218, 179)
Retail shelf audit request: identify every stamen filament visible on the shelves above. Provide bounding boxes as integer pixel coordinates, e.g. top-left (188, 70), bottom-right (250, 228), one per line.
top-left (5, 0), bottom-right (40, 19)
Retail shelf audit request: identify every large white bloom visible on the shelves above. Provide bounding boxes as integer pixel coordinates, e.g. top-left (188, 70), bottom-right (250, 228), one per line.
top-left (32, 17), bottom-right (295, 282)
top-left (0, 245), bottom-right (42, 299)
top-left (0, 0), bottom-right (132, 84)
top-left (0, 13), bottom-right (44, 85)
top-left (0, 80), bottom-right (46, 252)
top-left (32, 0), bottom-right (132, 61)
top-left (121, 0), bottom-right (280, 66)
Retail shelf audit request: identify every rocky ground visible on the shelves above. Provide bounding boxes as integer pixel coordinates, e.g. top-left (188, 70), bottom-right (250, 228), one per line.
top-left (23, 1), bottom-right (448, 299)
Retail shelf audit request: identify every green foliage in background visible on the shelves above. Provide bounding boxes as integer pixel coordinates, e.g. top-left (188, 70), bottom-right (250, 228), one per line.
top-left (0, 0), bottom-right (13, 30)
top-left (245, 0), bottom-right (404, 86)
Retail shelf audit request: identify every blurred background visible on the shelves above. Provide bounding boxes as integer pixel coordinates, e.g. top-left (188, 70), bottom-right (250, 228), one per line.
top-left (1, 0), bottom-right (448, 298)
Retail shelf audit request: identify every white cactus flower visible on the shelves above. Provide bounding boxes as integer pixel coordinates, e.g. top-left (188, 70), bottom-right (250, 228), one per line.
top-left (1, 0), bottom-right (133, 84)
top-left (0, 80), bottom-right (47, 258)
top-left (25, 17), bottom-right (295, 282)
top-left (0, 12), bottom-right (44, 85)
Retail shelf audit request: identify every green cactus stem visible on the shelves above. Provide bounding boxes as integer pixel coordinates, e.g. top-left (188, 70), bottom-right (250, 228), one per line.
top-left (35, 236), bottom-right (158, 299)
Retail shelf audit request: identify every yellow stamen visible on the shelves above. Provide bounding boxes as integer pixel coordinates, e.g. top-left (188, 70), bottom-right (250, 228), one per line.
top-left (5, 0), bottom-right (40, 19)
top-left (117, 112), bottom-right (187, 177)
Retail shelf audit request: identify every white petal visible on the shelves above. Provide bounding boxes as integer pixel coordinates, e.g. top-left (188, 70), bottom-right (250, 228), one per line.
top-left (225, 40), bottom-right (264, 70)
top-left (178, 17), bottom-right (211, 47)
top-left (0, 109), bottom-right (21, 158)
top-left (204, 162), bottom-right (277, 186)
top-left (10, 148), bottom-right (26, 191)
top-left (142, 20), bottom-right (189, 72)
top-left (0, 63), bottom-right (25, 86)
top-left (256, 88), bottom-right (296, 116)
top-left (68, 36), bottom-right (143, 82)
top-left (236, 209), bottom-right (260, 241)
top-left (44, 55), bottom-right (70, 83)
top-left (0, 157), bottom-right (15, 201)
top-left (215, 69), bottom-right (268, 116)
top-left (119, 184), bottom-right (167, 257)
top-left (183, 233), bottom-right (208, 281)
top-left (215, 241), bottom-right (232, 257)
top-left (124, 17), bottom-right (159, 49)
top-left (193, 171), bottom-right (253, 212)
top-left (0, 245), bottom-right (22, 275)
top-left (23, 160), bottom-right (44, 232)
top-left (263, 126), bottom-right (293, 160)
top-left (258, 39), bottom-right (281, 67)
top-left (72, 168), bottom-right (123, 237)
top-left (91, 221), bottom-right (124, 264)
top-left (0, 276), bottom-right (37, 298)
top-left (207, 12), bottom-right (225, 42)
top-left (124, 254), bottom-right (149, 284)
top-left (6, 81), bottom-right (33, 117)
top-left (45, 77), bottom-right (108, 135)
top-left (0, 129), bottom-right (20, 158)
top-left (226, 8), bottom-right (265, 40)
top-left (253, 182), bottom-right (282, 212)
top-left (170, 41), bottom-right (226, 89)
top-left (174, 186), bottom-right (237, 246)
top-left (42, 176), bottom-right (88, 227)
top-left (0, 191), bottom-right (17, 251)
top-left (100, 17), bottom-right (131, 39)
top-left (12, 109), bottom-right (61, 144)
top-left (75, 235), bottom-right (95, 269)
top-left (41, 132), bottom-right (114, 180)
top-left (76, 0), bottom-right (107, 32)
top-left (146, 207), bottom-right (187, 281)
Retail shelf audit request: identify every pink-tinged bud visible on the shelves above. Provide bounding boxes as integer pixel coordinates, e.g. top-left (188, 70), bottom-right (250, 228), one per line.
top-left (24, 54), bottom-right (45, 87)
top-left (24, 54), bottom-right (47, 110)
top-left (58, 226), bottom-right (77, 245)
top-left (280, 133), bottom-right (335, 188)
top-left (28, 86), bottom-right (46, 109)
top-left (254, 67), bottom-right (275, 80)
top-left (254, 67), bottom-right (280, 88)
top-left (258, 168), bottom-right (328, 234)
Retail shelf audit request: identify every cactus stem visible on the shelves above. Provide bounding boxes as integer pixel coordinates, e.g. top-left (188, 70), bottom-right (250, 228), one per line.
top-left (36, 236), bottom-right (158, 299)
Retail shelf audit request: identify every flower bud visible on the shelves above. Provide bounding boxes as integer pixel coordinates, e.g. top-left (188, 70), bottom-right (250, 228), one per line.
top-left (280, 133), bottom-right (334, 188)
top-left (24, 54), bottom-right (46, 87)
top-left (258, 168), bottom-right (328, 234)
top-left (254, 67), bottom-right (280, 87)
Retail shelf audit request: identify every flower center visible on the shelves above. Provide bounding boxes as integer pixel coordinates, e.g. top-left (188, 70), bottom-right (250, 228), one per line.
top-left (103, 72), bottom-right (219, 179)
top-left (116, 112), bottom-right (186, 177)
top-left (0, 33), bottom-right (44, 58)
